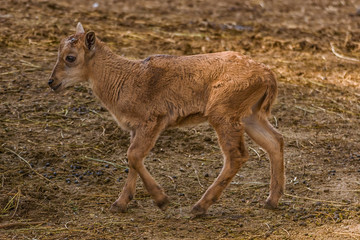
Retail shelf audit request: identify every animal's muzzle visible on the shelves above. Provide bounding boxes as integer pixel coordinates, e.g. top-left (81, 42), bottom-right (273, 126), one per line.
top-left (48, 78), bottom-right (54, 86)
top-left (48, 78), bottom-right (62, 91)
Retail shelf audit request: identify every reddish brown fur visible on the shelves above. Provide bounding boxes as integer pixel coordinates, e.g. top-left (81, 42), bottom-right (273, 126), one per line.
top-left (48, 23), bottom-right (284, 216)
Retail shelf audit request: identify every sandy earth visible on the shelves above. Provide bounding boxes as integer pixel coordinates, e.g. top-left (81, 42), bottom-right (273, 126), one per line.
top-left (1, 0), bottom-right (360, 239)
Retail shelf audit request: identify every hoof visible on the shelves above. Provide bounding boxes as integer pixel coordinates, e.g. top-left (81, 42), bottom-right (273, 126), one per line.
top-left (109, 202), bottom-right (127, 213)
top-left (264, 200), bottom-right (278, 210)
top-left (156, 196), bottom-right (170, 211)
top-left (190, 204), bottom-right (207, 216)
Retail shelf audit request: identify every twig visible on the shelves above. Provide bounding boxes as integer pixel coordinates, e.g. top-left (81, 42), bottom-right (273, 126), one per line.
top-left (20, 59), bottom-right (41, 68)
top-left (0, 70), bottom-right (20, 76)
top-left (5, 148), bottom-right (51, 183)
top-left (330, 42), bottom-right (359, 62)
top-left (294, 106), bottom-right (315, 114)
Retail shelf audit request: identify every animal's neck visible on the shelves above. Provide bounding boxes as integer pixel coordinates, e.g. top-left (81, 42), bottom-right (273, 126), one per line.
top-left (88, 41), bottom-right (139, 107)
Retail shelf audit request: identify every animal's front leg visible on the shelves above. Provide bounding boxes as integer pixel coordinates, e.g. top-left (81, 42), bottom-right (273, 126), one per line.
top-left (110, 168), bottom-right (138, 213)
top-left (111, 120), bottom-right (169, 212)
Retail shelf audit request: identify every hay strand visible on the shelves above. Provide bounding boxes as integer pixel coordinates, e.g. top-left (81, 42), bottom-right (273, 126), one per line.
top-left (330, 42), bottom-right (359, 62)
top-left (5, 148), bottom-right (52, 183)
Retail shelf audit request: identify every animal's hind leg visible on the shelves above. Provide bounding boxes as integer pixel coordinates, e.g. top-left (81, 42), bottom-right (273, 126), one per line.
top-left (191, 118), bottom-right (249, 216)
top-left (244, 114), bottom-right (285, 209)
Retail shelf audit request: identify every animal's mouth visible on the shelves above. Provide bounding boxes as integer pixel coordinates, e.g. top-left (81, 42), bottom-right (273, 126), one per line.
top-left (51, 83), bottom-right (62, 91)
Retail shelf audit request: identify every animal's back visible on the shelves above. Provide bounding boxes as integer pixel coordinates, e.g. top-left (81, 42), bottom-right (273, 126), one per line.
top-left (137, 51), bottom-right (275, 122)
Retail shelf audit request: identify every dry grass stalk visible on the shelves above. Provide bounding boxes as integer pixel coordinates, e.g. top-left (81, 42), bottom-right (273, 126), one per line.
top-left (330, 43), bottom-right (359, 62)
top-left (0, 221), bottom-right (45, 229)
top-left (5, 148), bottom-right (51, 183)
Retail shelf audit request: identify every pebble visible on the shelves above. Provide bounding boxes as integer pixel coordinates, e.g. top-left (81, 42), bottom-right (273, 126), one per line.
top-left (299, 222), bottom-right (307, 227)
top-left (124, 168), bottom-right (129, 173)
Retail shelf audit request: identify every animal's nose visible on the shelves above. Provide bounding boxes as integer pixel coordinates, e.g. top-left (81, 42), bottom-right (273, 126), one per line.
top-left (48, 79), bottom-right (54, 86)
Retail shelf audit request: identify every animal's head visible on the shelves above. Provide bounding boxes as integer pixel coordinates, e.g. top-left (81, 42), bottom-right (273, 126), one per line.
top-left (48, 22), bottom-right (96, 92)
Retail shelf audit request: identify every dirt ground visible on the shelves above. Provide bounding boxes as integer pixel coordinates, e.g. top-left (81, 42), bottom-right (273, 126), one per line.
top-left (1, 0), bottom-right (360, 239)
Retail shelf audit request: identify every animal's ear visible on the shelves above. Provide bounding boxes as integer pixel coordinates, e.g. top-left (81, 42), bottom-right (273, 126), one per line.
top-left (76, 22), bottom-right (85, 34)
top-left (85, 31), bottom-right (96, 50)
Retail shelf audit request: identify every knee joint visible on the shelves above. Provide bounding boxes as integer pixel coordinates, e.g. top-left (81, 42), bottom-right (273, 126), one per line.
top-left (127, 149), bottom-right (144, 169)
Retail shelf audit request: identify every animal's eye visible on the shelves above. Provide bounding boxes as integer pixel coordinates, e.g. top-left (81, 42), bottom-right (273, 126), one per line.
top-left (65, 55), bottom-right (76, 63)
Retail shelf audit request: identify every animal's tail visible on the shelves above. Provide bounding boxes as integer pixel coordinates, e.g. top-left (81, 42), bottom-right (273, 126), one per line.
top-left (253, 70), bottom-right (278, 117)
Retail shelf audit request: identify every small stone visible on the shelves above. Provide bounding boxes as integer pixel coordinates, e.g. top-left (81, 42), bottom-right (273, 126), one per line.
top-left (204, 173), bottom-right (209, 177)
top-left (124, 168), bottom-right (129, 173)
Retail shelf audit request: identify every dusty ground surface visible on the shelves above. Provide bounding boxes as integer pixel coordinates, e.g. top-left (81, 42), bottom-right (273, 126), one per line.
top-left (1, 0), bottom-right (360, 239)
